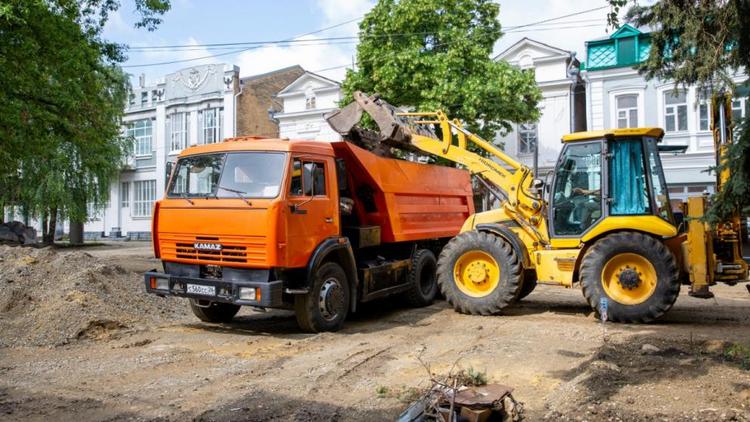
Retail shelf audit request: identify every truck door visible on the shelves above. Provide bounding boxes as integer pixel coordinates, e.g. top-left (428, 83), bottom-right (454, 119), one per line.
top-left (285, 156), bottom-right (338, 268)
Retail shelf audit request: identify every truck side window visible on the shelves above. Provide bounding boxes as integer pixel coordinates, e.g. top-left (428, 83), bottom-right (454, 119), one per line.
top-left (303, 162), bottom-right (326, 196)
top-left (290, 159), bottom-right (303, 196)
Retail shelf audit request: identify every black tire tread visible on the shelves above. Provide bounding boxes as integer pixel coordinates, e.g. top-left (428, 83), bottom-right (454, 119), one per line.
top-left (294, 261), bottom-right (349, 333)
top-left (580, 231), bottom-right (679, 323)
top-left (404, 249), bottom-right (438, 307)
top-left (436, 231), bottom-right (522, 315)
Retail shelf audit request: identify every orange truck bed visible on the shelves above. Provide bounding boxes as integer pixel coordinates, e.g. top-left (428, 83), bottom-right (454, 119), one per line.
top-left (332, 141), bottom-right (474, 243)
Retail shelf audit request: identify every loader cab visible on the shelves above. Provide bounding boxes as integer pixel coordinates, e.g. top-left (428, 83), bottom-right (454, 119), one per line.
top-left (549, 128), bottom-right (675, 238)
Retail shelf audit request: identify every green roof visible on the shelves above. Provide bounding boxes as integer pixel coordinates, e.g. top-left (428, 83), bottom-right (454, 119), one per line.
top-left (585, 24), bottom-right (651, 71)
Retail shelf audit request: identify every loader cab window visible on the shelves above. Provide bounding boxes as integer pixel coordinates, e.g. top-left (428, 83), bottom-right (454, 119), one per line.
top-left (608, 138), bottom-right (650, 216)
top-left (289, 159), bottom-right (326, 197)
top-left (645, 137), bottom-right (673, 223)
top-left (551, 142), bottom-right (603, 236)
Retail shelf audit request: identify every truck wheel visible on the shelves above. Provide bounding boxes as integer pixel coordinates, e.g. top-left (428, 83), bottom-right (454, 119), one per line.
top-left (580, 231), bottom-right (680, 323)
top-left (189, 300), bottom-right (241, 323)
top-left (516, 271), bottom-right (537, 301)
top-left (405, 249), bottom-right (438, 307)
top-left (295, 262), bottom-right (350, 333)
top-left (437, 231), bottom-right (522, 315)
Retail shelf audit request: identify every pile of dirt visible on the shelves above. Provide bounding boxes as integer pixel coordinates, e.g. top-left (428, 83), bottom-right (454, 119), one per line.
top-left (0, 245), bottom-right (189, 347)
top-left (542, 337), bottom-right (750, 421)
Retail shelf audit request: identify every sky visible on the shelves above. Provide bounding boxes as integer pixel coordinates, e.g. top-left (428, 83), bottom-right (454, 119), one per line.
top-left (104, 0), bottom-right (620, 85)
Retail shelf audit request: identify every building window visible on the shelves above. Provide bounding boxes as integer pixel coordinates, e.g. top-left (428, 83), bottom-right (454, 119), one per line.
top-left (140, 91), bottom-right (148, 106)
top-left (732, 97), bottom-right (747, 121)
top-left (133, 180), bottom-right (156, 217)
top-left (615, 94), bottom-right (639, 128)
top-left (698, 101), bottom-right (710, 131)
top-left (168, 112), bottom-right (189, 152)
top-left (518, 123), bottom-right (538, 154)
top-left (128, 119), bottom-right (153, 156)
top-left (664, 90), bottom-right (687, 132)
top-left (121, 182), bottom-right (130, 208)
top-left (200, 107), bottom-right (223, 144)
top-left (305, 85), bottom-right (316, 110)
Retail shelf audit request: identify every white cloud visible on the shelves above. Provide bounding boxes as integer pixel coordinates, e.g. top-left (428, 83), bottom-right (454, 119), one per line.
top-left (495, 0), bottom-right (614, 61)
top-left (235, 35), bottom-right (351, 81)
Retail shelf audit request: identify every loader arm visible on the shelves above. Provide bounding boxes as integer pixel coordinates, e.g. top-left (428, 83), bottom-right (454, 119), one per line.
top-left (326, 91), bottom-right (549, 245)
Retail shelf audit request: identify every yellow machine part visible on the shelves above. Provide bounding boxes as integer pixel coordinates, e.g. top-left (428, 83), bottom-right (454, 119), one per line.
top-left (532, 249), bottom-right (580, 287)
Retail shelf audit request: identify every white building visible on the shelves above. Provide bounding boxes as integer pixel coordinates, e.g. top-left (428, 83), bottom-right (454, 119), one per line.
top-left (84, 63), bottom-right (239, 239)
top-left (274, 71), bottom-right (342, 141)
top-left (494, 38), bottom-right (586, 175)
top-left (582, 24), bottom-right (748, 202)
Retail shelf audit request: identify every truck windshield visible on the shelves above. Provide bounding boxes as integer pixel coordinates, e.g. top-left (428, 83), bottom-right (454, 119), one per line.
top-left (168, 152), bottom-right (287, 199)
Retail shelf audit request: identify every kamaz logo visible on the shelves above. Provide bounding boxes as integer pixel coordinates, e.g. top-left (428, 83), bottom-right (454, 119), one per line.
top-left (194, 242), bottom-right (222, 251)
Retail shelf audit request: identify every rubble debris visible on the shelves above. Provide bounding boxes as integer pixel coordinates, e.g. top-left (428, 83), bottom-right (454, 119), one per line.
top-left (0, 221), bottom-right (37, 245)
top-left (0, 245), bottom-right (188, 347)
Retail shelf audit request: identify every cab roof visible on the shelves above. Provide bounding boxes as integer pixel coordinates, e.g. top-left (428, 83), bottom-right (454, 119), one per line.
top-left (178, 136), bottom-right (336, 157)
top-left (562, 127), bottom-right (664, 143)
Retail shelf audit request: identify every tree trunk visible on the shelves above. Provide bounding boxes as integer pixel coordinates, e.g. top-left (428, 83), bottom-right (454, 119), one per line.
top-left (69, 220), bottom-right (83, 245)
top-left (47, 207), bottom-right (57, 244)
top-left (41, 210), bottom-right (49, 244)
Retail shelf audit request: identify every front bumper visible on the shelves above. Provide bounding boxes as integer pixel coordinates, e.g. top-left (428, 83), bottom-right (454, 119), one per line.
top-left (144, 271), bottom-right (284, 307)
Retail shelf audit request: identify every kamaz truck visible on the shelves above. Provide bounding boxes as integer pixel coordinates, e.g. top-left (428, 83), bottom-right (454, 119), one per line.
top-left (145, 137), bottom-right (474, 332)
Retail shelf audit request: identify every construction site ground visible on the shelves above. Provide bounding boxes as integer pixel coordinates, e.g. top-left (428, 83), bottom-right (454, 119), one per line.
top-left (1, 242), bottom-right (749, 421)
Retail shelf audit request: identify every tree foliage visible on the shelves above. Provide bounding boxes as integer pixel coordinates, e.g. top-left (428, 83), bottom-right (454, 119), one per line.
top-left (341, 0), bottom-right (541, 141)
top-left (608, 0), bottom-right (750, 220)
top-left (0, 0), bottom-right (169, 242)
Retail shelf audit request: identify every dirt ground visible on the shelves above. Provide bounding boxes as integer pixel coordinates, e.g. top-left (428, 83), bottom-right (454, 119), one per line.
top-left (1, 242), bottom-right (749, 421)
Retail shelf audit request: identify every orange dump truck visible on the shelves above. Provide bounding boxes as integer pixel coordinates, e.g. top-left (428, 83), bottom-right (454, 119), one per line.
top-left (145, 136), bottom-right (473, 332)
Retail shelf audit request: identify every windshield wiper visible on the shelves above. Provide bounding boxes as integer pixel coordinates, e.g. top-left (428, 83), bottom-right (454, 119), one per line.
top-left (218, 186), bottom-right (252, 206)
top-left (179, 192), bottom-right (194, 205)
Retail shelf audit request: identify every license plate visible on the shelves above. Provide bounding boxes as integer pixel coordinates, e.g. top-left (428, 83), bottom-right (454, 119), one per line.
top-left (186, 284), bottom-right (216, 296)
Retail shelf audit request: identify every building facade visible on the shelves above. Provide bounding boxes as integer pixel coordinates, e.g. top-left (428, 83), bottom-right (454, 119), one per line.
top-left (236, 65), bottom-right (305, 138)
top-left (583, 24), bottom-right (749, 201)
top-left (494, 38), bottom-right (587, 175)
top-left (274, 71), bottom-right (342, 141)
top-left (84, 63), bottom-right (240, 239)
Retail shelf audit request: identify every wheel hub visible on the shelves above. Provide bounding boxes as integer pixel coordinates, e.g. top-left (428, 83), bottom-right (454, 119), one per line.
top-left (467, 262), bottom-right (489, 284)
top-left (318, 278), bottom-right (344, 321)
top-left (617, 267), bottom-right (641, 290)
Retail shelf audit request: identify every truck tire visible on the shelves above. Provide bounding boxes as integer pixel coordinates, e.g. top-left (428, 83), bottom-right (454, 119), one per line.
top-left (189, 300), bottom-right (241, 323)
top-left (405, 249), bottom-right (438, 307)
top-left (437, 231), bottom-right (522, 315)
top-left (580, 231), bottom-right (680, 323)
top-left (295, 262), bottom-right (350, 333)
top-left (516, 271), bottom-right (537, 301)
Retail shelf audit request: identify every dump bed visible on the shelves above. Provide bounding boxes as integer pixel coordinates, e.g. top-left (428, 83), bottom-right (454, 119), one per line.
top-left (332, 141), bottom-right (474, 243)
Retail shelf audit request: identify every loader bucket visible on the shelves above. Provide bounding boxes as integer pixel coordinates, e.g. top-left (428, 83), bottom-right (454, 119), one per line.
top-left (325, 91), bottom-right (413, 144)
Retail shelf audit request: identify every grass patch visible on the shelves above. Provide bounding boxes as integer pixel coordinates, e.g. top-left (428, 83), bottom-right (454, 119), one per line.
top-left (724, 342), bottom-right (750, 370)
top-left (455, 367), bottom-right (488, 386)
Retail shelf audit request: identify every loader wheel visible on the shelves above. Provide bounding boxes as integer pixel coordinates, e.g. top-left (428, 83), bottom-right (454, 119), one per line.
top-left (437, 231), bottom-right (522, 315)
top-left (580, 231), bottom-right (680, 323)
top-left (295, 262), bottom-right (350, 333)
top-left (405, 249), bottom-right (438, 307)
top-left (516, 270), bottom-right (538, 301)
top-left (189, 300), bottom-right (241, 323)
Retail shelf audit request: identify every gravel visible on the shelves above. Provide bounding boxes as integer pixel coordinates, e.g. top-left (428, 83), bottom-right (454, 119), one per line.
top-left (0, 245), bottom-right (188, 347)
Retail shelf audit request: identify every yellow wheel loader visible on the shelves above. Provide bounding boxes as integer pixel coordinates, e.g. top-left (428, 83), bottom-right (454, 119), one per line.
top-left (327, 91), bottom-right (748, 323)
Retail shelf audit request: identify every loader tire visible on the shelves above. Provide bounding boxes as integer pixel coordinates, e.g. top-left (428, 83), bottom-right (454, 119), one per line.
top-left (295, 262), bottom-right (350, 333)
top-left (437, 231), bottom-right (522, 315)
top-left (580, 231), bottom-right (680, 323)
top-left (516, 270), bottom-right (538, 301)
top-left (404, 249), bottom-right (438, 307)
top-left (189, 300), bottom-right (240, 323)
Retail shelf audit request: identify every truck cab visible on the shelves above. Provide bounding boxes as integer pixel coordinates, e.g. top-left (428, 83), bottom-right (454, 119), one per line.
top-left (146, 136), bottom-right (473, 332)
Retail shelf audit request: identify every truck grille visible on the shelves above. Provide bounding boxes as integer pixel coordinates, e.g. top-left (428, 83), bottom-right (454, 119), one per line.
top-left (159, 234), bottom-right (266, 266)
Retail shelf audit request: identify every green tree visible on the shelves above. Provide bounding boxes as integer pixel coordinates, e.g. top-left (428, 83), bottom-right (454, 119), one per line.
top-left (608, 0), bottom-right (750, 221)
top-left (341, 0), bottom-right (541, 141)
top-left (0, 0), bottom-right (170, 243)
